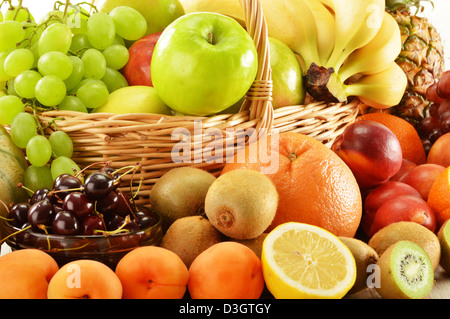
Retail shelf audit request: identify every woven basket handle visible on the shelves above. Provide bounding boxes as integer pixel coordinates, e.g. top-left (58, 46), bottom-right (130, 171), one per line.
top-left (238, 0), bottom-right (274, 142)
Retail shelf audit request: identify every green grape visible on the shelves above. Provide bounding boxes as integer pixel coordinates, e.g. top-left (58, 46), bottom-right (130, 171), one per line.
top-left (82, 48), bottom-right (106, 80)
top-left (0, 50), bottom-right (13, 82)
top-left (102, 44), bottom-right (129, 70)
top-left (69, 78), bottom-right (107, 94)
top-left (0, 95), bottom-right (24, 125)
top-left (64, 56), bottom-right (84, 91)
top-left (4, 6), bottom-right (35, 22)
top-left (112, 34), bottom-right (125, 46)
top-left (66, 6), bottom-right (88, 35)
top-left (0, 21), bottom-right (25, 52)
top-left (35, 75), bottom-right (67, 106)
top-left (77, 80), bottom-right (109, 109)
top-left (14, 70), bottom-right (42, 99)
top-left (49, 131), bottom-right (73, 158)
top-left (6, 78), bottom-right (18, 96)
top-left (70, 33), bottom-right (92, 54)
top-left (26, 135), bottom-right (52, 167)
top-left (102, 67), bottom-right (128, 93)
top-left (0, 11), bottom-right (3, 23)
top-left (23, 165), bottom-right (53, 195)
top-left (109, 6), bottom-right (147, 41)
top-left (39, 10), bottom-right (63, 24)
top-left (4, 48), bottom-right (34, 77)
top-left (37, 51), bottom-right (73, 80)
top-left (51, 156), bottom-right (81, 180)
top-left (58, 95), bottom-right (88, 113)
top-left (87, 12), bottom-right (116, 50)
top-left (38, 22), bottom-right (72, 55)
top-left (10, 112), bottom-right (37, 148)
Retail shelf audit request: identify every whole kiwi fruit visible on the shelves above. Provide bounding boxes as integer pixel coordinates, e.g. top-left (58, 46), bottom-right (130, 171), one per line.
top-left (150, 167), bottom-right (216, 229)
top-left (339, 237), bottom-right (379, 295)
top-left (234, 232), bottom-right (268, 259)
top-left (205, 169), bottom-right (278, 240)
top-left (160, 215), bottom-right (223, 268)
top-left (368, 221), bottom-right (441, 270)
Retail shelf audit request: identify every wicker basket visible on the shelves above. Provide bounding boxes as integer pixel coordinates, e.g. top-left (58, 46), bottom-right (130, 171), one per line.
top-left (35, 0), bottom-right (359, 205)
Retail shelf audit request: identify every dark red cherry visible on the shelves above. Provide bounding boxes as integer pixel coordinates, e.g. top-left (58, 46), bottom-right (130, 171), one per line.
top-left (81, 215), bottom-right (105, 235)
top-left (8, 203), bottom-right (30, 227)
top-left (63, 192), bottom-right (93, 220)
top-left (52, 211), bottom-right (81, 235)
top-left (28, 200), bottom-right (55, 229)
top-left (52, 174), bottom-right (83, 201)
top-left (84, 172), bottom-right (114, 200)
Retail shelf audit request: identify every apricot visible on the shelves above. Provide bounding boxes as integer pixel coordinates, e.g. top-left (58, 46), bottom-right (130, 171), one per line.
top-left (47, 260), bottom-right (122, 299)
top-left (331, 120), bottom-right (402, 189)
top-left (399, 163), bottom-right (445, 201)
top-left (427, 132), bottom-right (450, 167)
top-left (365, 195), bottom-right (436, 237)
top-left (0, 249), bottom-right (59, 299)
top-left (188, 241), bottom-right (264, 299)
top-left (115, 246), bottom-right (189, 299)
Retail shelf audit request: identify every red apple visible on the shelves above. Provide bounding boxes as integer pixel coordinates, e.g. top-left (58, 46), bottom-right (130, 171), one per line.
top-left (122, 32), bottom-right (162, 87)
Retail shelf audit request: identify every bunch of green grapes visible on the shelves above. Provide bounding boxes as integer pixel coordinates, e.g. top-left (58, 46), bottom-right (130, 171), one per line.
top-left (0, 0), bottom-right (148, 193)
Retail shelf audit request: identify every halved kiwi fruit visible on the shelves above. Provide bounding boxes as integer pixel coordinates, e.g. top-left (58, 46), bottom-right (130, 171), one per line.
top-left (376, 240), bottom-right (434, 299)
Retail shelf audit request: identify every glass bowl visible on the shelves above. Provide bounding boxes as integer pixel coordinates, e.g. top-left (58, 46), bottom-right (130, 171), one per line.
top-left (1, 207), bottom-right (163, 269)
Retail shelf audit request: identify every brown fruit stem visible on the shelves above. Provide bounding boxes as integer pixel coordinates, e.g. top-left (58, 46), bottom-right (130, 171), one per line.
top-left (304, 63), bottom-right (348, 103)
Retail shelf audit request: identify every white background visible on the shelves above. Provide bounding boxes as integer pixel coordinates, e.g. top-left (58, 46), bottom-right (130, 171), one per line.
top-left (15, 0), bottom-right (450, 69)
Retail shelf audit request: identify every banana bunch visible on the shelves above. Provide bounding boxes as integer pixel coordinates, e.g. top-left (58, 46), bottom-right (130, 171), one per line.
top-left (180, 0), bottom-right (407, 109)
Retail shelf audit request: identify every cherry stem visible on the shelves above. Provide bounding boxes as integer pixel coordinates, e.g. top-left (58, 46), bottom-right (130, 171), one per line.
top-left (0, 224), bottom-right (32, 246)
top-left (93, 216), bottom-right (132, 237)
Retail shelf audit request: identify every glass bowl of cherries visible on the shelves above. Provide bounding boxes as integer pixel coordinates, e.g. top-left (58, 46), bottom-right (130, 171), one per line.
top-left (1, 163), bottom-right (163, 269)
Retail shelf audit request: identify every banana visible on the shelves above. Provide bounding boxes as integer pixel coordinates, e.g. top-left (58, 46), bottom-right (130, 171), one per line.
top-left (259, 0), bottom-right (320, 70)
top-left (345, 62), bottom-right (408, 109)
top-left (319, 0), bottom-right (335, 11)
top-left (339, 12), bottom-right (402, 82)
top-left (326, 0), bottom-right (385, 70)
top-left (304, 0), bottom-right (336, 65)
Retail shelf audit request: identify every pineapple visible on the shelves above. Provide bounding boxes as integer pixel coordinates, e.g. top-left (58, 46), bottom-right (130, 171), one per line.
top-left (364, 0), bottom-right (445, 125)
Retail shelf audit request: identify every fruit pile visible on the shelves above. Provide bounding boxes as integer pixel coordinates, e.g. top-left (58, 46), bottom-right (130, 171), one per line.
top-left (0, 0), bottom-right (450, 301)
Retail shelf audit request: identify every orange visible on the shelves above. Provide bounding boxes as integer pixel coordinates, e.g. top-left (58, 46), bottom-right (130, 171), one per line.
top-left (221, 132), bottom-right (362, 237)
top-left (356, 113), bottom-right (426, 165)
top-left (427, 166), bottom-right (450, 227)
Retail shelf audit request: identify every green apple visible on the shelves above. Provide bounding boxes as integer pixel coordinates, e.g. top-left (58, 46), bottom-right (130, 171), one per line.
top-left (151, 12), bottom-right (258, 116)
top-left (97, 0), bottom-right (185, 35)
top-left (94, 85), bottom-right (172, 114)
top-left (269, 37), bottom-right (305, 109)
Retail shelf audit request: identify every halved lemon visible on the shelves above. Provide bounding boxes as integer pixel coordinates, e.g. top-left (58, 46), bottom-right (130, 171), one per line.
top-left (261, 222), bottom-right (356, 299)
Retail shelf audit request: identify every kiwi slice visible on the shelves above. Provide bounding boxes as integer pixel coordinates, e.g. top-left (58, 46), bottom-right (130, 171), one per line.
top-left (376, 240), bottom-right (434, 299)
top-left (437, 220), bottom-right (450, 273)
